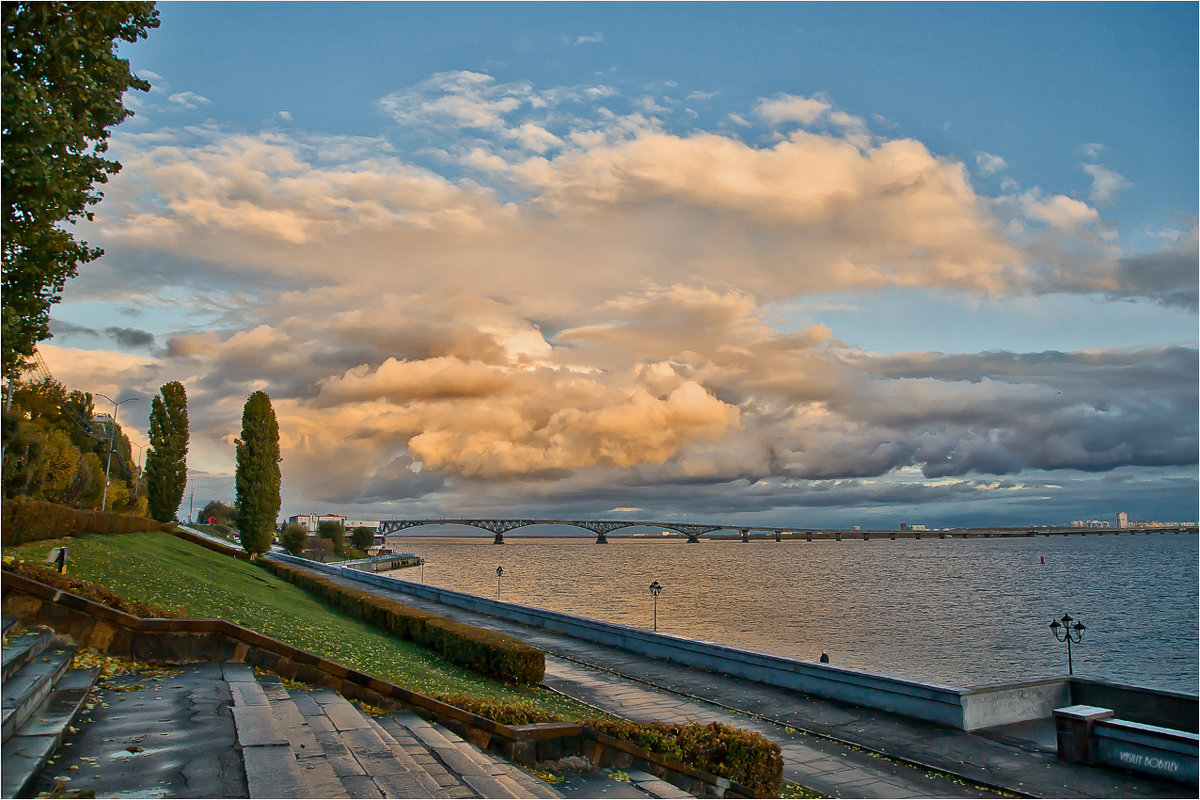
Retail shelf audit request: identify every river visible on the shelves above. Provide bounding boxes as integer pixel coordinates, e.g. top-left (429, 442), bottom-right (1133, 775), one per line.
top-left (382, 531), bottom-right (1198, 693)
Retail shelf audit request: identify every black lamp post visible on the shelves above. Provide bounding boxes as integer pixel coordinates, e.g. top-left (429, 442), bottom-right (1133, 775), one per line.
top-left (496, 565), bottom-right (504, 599)
top-left (649, 580), bottom-right (663, 631)
top-left (1049, 613), bottom-right (1086, 675)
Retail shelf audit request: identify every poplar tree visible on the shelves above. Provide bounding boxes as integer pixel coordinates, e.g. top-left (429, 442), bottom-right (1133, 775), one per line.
top-left (235, 391), bottom-right (281, 557)
top-left (144, 381), bottom-right (188, 522)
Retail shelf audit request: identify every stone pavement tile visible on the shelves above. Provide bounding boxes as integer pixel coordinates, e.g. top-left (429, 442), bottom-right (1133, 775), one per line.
top-left (340, 773), bottom-right (385, 798)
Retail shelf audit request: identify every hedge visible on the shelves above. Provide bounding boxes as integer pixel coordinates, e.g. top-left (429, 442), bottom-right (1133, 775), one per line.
top-left (258, 558), bottom-right (545, 686)
top-left (1, 498), bottom-right (171, 546)
top-left (585, 718), bottom-right (783, 796)
top-left (436, 694), bottom-right (564, 726)
top-left (1, 555), bottom-right (181, 618)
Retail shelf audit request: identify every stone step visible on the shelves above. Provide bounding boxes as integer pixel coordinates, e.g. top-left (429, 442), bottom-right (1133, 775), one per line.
top-left (2, 616), bottom-right (19, 636)
top-left (1, 626), bottom-right (52, 682)
top-left (388, 710), bottom-right (562, 799)
top-left (1, 647), bottom-right (73, 743)
top-left (258, 676), bottom-right (352, 799)
top-left (362, 714), bottom-right (452, 798)
top-left (226, 662), bottom-right (315, 799)
top-left (0, 666), bottom-right (101, 799)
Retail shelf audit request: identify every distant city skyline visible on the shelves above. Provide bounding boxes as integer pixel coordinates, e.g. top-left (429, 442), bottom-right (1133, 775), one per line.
top-left (35, 3), bottom-right (1198, 526)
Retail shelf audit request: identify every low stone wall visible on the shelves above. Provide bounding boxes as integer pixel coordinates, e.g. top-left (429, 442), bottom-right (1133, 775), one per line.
top-left (1, 569), bottom-right (760, 798)
top-left (959, 679), bottom-right (1072, 730)
top-left (1094, 719), bottom-right (1198, 784)
top-left (1071, 677), bottom-right (1199, 733)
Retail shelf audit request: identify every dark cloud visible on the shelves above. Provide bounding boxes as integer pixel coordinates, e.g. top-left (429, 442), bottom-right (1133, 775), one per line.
top-left (106, 327), bottom-right (157, 350)
top-left (1111, 236), bottom-right (1199, 309)
top-left (49, 320), bottom-right (99, 337)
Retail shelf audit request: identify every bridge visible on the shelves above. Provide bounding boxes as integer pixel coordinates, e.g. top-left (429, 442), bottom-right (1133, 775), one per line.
top-left (378, 519), bottom-right (1198, 545)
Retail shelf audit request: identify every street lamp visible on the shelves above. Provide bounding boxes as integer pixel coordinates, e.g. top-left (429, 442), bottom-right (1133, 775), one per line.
top-left (649, 580), bottom-right (663, 632)
top-left (95, 394), bottom-right (137, 512)
top-left (1049, 613), bottom-right (1086, 675)
top-left (128, 441), bottom-right (146, 496)
top-left (496, 565), bottom-right (504, 599)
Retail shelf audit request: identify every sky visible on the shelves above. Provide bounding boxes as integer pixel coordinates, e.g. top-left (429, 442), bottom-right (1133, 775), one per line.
top-left (39, 2), bottom-right (1199, 529)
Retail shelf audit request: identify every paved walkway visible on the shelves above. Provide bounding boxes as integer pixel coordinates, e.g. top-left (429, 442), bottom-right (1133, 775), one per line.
top-left (306, 563), bottom-right (1188, 799)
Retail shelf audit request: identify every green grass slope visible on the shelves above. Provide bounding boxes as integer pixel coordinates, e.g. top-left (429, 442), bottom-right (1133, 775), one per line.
top-left (3, 531), bottom-right (593, 718)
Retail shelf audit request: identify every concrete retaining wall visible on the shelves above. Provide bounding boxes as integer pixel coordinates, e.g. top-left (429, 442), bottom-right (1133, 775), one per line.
top-left (1094, 719), bottom-right (1199, 784)
top-left (1071, 678), bottom-right (1199, 733)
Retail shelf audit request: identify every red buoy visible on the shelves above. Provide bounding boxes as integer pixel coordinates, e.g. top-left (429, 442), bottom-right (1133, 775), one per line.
top-left (1040, 556), bottom-right (1045, 564)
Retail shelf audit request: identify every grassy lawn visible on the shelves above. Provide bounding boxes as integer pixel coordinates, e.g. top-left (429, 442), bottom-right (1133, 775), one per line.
top-left (3, 531), bottom-right (596, 720)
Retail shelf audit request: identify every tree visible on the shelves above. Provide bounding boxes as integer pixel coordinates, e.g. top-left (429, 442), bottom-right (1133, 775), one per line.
top-left (235, 391), bottom-right (280, 557)
top-left (144, 381), bottom-right (188, 522)
top-left (2, 2), bottom-right (160, 376)
top-left (351, 526), bottom-right (374, 552)
top-left (280, 522), bottom-right (307, 556)
top-left (317, 519), bottom-right (346, 557)
top-left (198, 500), bottom-right (235, 526)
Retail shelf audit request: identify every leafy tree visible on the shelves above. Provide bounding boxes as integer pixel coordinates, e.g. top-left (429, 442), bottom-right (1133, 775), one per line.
top-left (235, 391), bottom-right (280, 557)
top-left (2, 2), bottom-right (160, 376)
top-left (280, 522), bottom-right (307, 556)
top-left (198, 500), bottom-right (235, 526)
top-left (351, 526), bottom-right (374, 552)
top-left (144, 381), bottom-right (188, 522)
top-left (317, 519), bottom-right (346, 557)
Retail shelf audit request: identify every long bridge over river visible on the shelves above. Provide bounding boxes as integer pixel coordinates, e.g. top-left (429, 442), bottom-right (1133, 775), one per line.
top-left (378, 518), bottom-right (1197, 545)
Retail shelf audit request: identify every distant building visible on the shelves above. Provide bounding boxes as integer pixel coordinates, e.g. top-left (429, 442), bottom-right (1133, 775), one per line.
top-left (344, 519), bottom-right (381, 532)
top-left (899, 523), bottom-right (926, 531)
top-left (1116, 511), bottom-right (1129, 529)
top-left (287, 513), bottom-right (346, 532)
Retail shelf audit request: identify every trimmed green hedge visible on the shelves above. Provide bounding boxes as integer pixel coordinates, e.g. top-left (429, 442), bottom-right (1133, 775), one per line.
top-left (1, 498), bottom-right (171, 546)
top-left (258, 558), bottom-right (545, 686)
top-left (436, 693), bottom-right (564, 725)
top-left (586, 718), bottom-right (783, 796)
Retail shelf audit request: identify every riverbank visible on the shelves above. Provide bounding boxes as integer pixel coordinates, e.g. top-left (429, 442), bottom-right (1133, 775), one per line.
top-left (293, 556), bottom-right (1191, 799)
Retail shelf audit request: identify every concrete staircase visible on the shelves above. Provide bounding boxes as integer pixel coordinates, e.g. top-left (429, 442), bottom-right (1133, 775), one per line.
top-left (1, 616), bottom-right (101, 798)
top-left (230, 665), bottom-right (563, 799)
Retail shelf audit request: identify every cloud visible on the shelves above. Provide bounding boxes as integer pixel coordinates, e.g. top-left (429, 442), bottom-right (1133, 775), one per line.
top-left (754, 94), bottom-right (832, 126)
top-left (278, 110), bottom-right (293, 121)
top-left (1082, 163), bottom-right (1131, 205)
top-left (975, 152), bottom-right (1007, 176)
top-left (563, 32), bottom-right (603, 46)
top-left (168, 91), bottom-right (211, 109)
top-left (105, 327), bottom-right (157, 350)
top-left (47, 73), bottom-right (1196, 519)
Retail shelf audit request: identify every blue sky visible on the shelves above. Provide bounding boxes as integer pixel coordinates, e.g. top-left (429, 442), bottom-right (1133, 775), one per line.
top-left (41, 2), bottom-right (1197, 527)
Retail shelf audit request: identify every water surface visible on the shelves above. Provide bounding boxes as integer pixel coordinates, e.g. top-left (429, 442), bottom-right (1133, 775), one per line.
top-left (384, 532), bottom-right (1198, 692)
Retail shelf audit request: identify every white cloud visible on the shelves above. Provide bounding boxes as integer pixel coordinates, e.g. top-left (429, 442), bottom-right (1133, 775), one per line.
top-left (975, 152), bottom-right (1008, 176)
top-left (754, 94), bottom-right (832, 126)
top-left (168, 91), bottom-right (211, 109)
top-left (1082, 163), bottom-right (1131, 205)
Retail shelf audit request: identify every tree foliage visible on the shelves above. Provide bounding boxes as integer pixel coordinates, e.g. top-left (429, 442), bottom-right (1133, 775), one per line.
top-left (351, 525), bottom-right (374, 552)
top-left (235, 391), bottom-right (281, 556)
top-left (280, 522), bottom-right (307, 556)
top-left (144, 380), bottom-right (188, 522)
top-left (317, 519), bottom-right (346, 556)
top-left (2, 2), bottom-right (160, 376)
top-left (198, 500), bottom-right (235, 526)
top-left (2, 376), bottom-right (128, 510)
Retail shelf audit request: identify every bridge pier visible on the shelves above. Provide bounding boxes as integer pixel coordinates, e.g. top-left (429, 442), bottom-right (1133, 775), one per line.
top-left (775, 531), bottom-right (782, 542)
top-left (740, 529), bottom-right (749, 543)
top-left (805, 531), bottom-right (812, 542)
top-left (862, 531), bottom-right (869, 541)
top-left (890, 532), bottom-right (895, 540)
top-left (492, 532), bottom-right (505, 545)
top-left (914, 531), bottom-right (921, 540)
top-left (835, 532), bottom-right (841, 541)
top-left (685, 533), bottom-right (700, 544)
top-left (595, 532), bottom-right (608, 544)
top-left (940, 533), bottom-right (947, 539)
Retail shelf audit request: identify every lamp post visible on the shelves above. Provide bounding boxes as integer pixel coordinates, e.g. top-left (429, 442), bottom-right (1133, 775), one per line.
top-left (496, 565), bottom-right (504, 599)
top-left (1049, 613), bottom-right (1086, 675)
top-left (95, 394), bottom-right (137, 512)
top-left (649, 580), bottom-right (663, 632)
